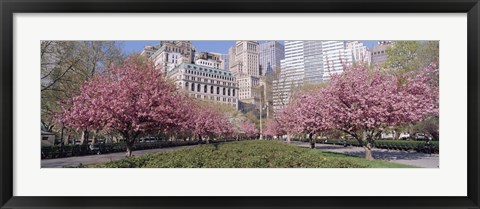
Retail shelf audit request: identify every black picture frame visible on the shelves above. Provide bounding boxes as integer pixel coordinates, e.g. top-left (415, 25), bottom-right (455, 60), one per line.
top-left (1, 0), bottom-right (479, 208)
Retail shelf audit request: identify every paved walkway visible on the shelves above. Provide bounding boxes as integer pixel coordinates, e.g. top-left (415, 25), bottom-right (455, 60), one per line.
top-left (41, 145), bottom-right (197, 168)
top-left (291, 141), bottom-right (439, 168)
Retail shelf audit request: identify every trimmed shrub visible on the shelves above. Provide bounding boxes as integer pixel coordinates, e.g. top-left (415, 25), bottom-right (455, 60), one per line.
top-left (90, 140), bottom-right (414, 168)
top-left (317, 139), bottom-right (439, 154)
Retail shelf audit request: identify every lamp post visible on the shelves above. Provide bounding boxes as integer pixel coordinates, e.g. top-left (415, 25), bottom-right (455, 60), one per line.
top-left (259, 89), bottom-right (263, 140)
top-left (259, 86), bottom-right (269, 140)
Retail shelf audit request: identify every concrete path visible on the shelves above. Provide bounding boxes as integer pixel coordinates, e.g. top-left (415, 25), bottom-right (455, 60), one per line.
top-left (41, 145), bottom-right (197, 168)
top-left (291, 141), bottom-right (439, 168)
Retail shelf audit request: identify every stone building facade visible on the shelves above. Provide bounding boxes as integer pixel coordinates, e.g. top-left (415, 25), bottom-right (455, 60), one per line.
top-left (167, 63), bottom-right (239, 109)
top-left (371, 41), bottom-right (392, 67)
top-left (194, 52), bottom-right (225, 70)
top-left (146, 41), bottom-right (196, 72)
top-left (228, 41), bottom-right (261, 105)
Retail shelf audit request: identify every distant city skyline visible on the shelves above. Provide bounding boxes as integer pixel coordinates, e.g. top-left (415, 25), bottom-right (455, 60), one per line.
top-left (120, 40), bottom-right (379, 55)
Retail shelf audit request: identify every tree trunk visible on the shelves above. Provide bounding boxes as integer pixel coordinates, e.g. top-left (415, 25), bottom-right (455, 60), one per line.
top-left (354, 131), bottom-right (375, 160)
top-left (287, 134), bottom-right (291, 144)
top-left (65, 135), bottom-right (71, 145)
top-left (81, 130), bottom-right (89, 145)
top-left (393, 130), bottom-right (400, 140)
top-left (126, 139), bottom-right (135, 157)
top-left (309, 133), bottom-right (315, 149)
top-left (364, 132), bottom-right (375, 160)
top-left (60, 126), bottom-right (65, 145)
top-left (427, 131), bottom-right (439, 141)
top-left (364, 143), bottom-right (374, 160)
top-left (91, 130), bottom-right (98, 144)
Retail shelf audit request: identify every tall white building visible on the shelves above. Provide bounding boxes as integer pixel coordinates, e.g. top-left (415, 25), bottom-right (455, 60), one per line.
top-left (347, 41), bottom-right (371, 65)
top-left (228, 41), bottom-right (261, 105)
top-left (272, 41), bottom-right (354, 111)
top-left (321, 41), bottom-right (353, 80)
top-left (272, 41), bottom-right (306, 110)
top-left (303, 41), bottom-right (324, 83)
top-left (259, 41), bottom-right (285, 76)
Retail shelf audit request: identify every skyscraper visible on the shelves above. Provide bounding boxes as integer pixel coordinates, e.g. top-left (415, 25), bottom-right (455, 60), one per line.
top-left (272, 41), bottom-right (354, 111)
top-left (259, 41), bottom-right (285, 76)
top-left (303, 41), bottom-right (324, 83)
top-left (321, 41), bottom-right (353, 80)
top-left (272, 41), bottom-right (306, 110)
top-left (228, 41), bottom-right (261, 105)
top-left (347, 41), bottom-right (371, 65)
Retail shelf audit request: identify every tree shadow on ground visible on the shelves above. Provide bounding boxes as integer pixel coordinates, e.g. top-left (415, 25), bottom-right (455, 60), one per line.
top-left (314, 145), bottom-right (354, 150)
top-left (340, 149), bottom-right (434, 161)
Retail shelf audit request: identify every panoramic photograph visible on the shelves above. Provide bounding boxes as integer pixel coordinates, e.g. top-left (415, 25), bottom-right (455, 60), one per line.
top-left (41, 40), bottom-right (439, 168)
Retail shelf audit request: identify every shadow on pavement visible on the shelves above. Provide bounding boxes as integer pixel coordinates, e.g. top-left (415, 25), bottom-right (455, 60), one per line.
top-left (340, 150), bottom-right (432, 161)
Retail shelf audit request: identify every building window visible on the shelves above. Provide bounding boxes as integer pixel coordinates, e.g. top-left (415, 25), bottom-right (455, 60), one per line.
top-left (217, 86), bottom-right (220, 95)
top-left (228, 89), bottom-right (231, 96)
top-left (223, 88), bottom-right (226, 95)
top-left (191, 83), bottom-right (195, 91)
top-left (232, 89), bottom-right (235, 96)
top-left (210, 86), bottom-right (214, 94)
top-left (197, 83), bottom-right (200, 92)
top-left (204, 85), bottom-right (207, 93)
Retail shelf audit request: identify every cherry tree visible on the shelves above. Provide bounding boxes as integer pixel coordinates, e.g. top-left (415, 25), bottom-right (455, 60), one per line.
top-left (263, 119), bottom-right (285, 140)
top-left (289, 90), bottom-right (336, 148)
top-left (191, 103), bottom-right (233, 143)
top-left (325, 64), bottom-right (439, 159)
top-left (58, 57), bottom-right (187, 156)
top-left (240, 120), bottom-right (259, 139)
top-left (165, 95), bottom-right (198, 141)
top-left (276, 100), bottom-right (303, 143)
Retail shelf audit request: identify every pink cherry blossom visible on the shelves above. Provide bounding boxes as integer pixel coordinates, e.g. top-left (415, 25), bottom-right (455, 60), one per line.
top-left (277, 63), bottom-right (438, 159)
top-left (190, 103), bottom-right (234, 142)
top-left (240, 120), bottom-right (259, 139)
top-left (57, 57), bottom-right (190, 156)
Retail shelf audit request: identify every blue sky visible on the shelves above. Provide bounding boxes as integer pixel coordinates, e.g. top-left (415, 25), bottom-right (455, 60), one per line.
top-left (120, 40), bottom-right (379, 55)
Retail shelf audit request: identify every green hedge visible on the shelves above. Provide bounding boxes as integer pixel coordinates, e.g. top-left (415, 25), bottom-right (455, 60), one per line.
top-left (318, 139), bottom-right (439, 154)
top-left (41, 140), bottom-right (235, 159)
top-left (89, 140), bottom-right (414, 168)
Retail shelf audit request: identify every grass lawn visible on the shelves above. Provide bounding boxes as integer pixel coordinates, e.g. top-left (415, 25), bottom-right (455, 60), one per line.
top-left (88, 140), bottom-right (414, 168)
